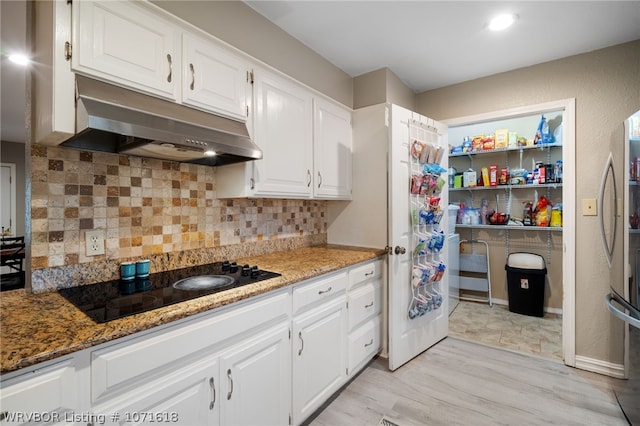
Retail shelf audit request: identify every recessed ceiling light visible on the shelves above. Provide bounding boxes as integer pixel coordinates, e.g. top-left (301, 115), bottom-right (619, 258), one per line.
top-left (8, 53), bottom-right (30, 66)
top-left (488, 14), bottom-right (517, 31)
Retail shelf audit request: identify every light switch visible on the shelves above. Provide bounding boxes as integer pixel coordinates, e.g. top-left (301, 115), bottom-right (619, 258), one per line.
top-left (582, 198), bottom-right (597, 216)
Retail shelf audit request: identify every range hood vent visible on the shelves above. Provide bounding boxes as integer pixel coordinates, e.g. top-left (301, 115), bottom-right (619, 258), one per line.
top-left (62, 75), bottom-right (262, 166)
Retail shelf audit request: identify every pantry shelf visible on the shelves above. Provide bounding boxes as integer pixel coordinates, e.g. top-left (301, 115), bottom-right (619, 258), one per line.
top-left (455, 224), bottom-right (563, 232)
top-left (450, 183), bottom-right (563, 192)
top-left (449, 142), bottom-right (563, 158)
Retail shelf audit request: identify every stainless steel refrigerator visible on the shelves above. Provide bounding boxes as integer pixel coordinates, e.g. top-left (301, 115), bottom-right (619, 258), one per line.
top-left (604, 111), bottom-right (640, 424)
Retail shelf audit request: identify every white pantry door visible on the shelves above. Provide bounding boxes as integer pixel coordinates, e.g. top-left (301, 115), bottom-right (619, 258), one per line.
top-left (387, 104), bottom-right (449, 371)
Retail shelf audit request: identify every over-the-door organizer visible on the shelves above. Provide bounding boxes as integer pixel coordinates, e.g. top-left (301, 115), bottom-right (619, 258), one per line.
top-left (408, 120), bottom-right (447, 319)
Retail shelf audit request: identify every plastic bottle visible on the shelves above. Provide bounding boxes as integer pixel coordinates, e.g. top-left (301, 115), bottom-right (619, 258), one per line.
top-left (480, 199), bottom-right (489, 225)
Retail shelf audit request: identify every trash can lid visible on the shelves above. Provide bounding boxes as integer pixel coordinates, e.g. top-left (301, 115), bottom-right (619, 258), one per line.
top-left (506, 252), bottom-right (546, 270)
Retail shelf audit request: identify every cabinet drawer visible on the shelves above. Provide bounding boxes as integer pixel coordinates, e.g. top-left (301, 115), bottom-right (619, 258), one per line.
top-left (293, 271), bottom-right (347, 314)
top-left (348, 282), bottom-right (381, 330)
top-left (348, 259), bottom-right (382, 289)
top-left (91, 290), bottom-right (290, 403)
top-left (348, 317), bottom-right (381, 375)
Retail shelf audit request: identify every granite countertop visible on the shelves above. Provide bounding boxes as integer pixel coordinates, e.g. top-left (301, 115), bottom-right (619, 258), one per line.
top-left (0, 245), bottom-right (384, 374)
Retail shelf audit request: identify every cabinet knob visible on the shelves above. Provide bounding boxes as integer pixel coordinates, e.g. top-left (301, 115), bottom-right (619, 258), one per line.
top-left (394, 246), bottom-right (406, 255)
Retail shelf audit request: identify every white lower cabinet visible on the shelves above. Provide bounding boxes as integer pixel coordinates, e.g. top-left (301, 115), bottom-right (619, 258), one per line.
top-left (0, 259), bottom-right (385, 426)
top-left (95, 355), bottom-right (219, 425)
top-left (347, 260), bottom-right (383, 375)
top-left (0, 358), bottom-right (79, 425)
top-left (219, 324), bottom-right (291, 426)
top-left (292, 273), bottom-right (348, 426)
top-left (90, 290), bottom-right (291, 426)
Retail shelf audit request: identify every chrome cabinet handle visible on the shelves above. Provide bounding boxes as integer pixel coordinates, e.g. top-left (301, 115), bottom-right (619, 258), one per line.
top-left (364, 339), bottom-right (374, 347)
top-left (318, 286), bottom-right (332, 295)
top-left (249, 177), bottom-right (255, 190)
top-left (166, 54), bottom-right (173, 83)
top-left (364, 301), bottom-right (374, 308)
top-left (209, 377), bottom-right (216, 409)
top-left (318, 171), bottom-right (322, 188)
top-left (226, 369), bottom-right (233, 400)
top-left (307, 170), bottom-right (311, 187)
top-left (189, 63), bottom-right (195, 90)
top-left (298, 331), bottom-right (304, 356)
top-left (364, 271), bottom-right (374, 276)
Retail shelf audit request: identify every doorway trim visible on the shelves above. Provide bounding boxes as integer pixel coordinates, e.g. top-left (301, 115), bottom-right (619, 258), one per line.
top-left (0, 162), bottom-right (17, 236)
top-left (443, 98), bottom-right (576, 367)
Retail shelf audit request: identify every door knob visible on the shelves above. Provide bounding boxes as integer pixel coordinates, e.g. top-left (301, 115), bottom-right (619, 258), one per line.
top-left (394, 246), bottom-right (406, 255)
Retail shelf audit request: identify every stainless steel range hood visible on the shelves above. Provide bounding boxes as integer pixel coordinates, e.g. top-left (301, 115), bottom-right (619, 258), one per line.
top-left (62, 75), bottom-right (262, 166)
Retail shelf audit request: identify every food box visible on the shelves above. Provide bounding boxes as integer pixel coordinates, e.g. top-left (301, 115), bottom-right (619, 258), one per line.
top-left (495, 129), bottom-right (508, 148)
top-left (463, 169), bottom-right (477, 187)
top-left (490, 165), bottom-right (498, 186)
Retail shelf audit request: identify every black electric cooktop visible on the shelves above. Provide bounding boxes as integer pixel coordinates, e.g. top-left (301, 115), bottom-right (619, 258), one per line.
top-left (59, 261), bottom-right (281, 323)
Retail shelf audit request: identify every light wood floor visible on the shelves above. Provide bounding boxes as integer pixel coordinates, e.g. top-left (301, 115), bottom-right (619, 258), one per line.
top-left (307, 337), bottom-right (628, 426)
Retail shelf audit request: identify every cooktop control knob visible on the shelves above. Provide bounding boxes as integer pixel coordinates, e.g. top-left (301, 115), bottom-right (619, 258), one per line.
top-left (221, 260), bottom-right (231, 272)
top-left (229, 262), bottom-right (239, 273)
top-left (241, 264), bottom-right (251, 276)
top-left (250, 266), bottom-right (260, 278)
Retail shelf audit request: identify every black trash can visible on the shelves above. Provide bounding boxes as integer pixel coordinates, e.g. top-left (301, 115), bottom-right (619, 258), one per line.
top-left (505, 253), bottom-right (547, 317)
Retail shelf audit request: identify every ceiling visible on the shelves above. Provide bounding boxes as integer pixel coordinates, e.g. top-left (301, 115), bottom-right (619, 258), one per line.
top-left (1, 0), bottom-right (27, 144)
top-left (2, 1), bottom-right (639, 144)
top-left (245, 1), bottom-right (640, 93)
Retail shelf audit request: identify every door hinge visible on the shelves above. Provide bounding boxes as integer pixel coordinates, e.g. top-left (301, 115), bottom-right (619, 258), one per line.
top-left (384, 245), bottom-right (393, 255)
top-left (246, 105), bottom-right (250, 117)
top-left (346, 367), bottom-right (349, 375)
top-left (289, 414), bottom-right (292, 425)
top-left (67, 0), bottom-right (72, 4)
top-left (64, 41), bottom-right (72, 61)
top-left (346, 301), bottom-right (349, 309)
top-left (288, 329), bottom-right (291, 340)
top-left (247, 70), bottom-right (254, 84)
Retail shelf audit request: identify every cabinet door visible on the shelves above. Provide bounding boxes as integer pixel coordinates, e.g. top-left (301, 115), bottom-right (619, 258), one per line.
top-left (292, 296), bottom-right (347, 425)
top-left (252, 68), bottom-right (313, 198)
top-left (72, 0), bottom-right (180, 100)
top-left (182, 33), bottom-right (249, 121)
top-left (0, 359), bottom-right (77, 425)
top-left (313, 98), bottom-right (353, 199)
top-left (219, 324), bottom-right (291, 426)
top-left (94, 357), bottom-right (219, 426)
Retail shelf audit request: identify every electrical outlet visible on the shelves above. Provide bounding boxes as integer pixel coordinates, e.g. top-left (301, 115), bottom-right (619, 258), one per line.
top-left (582, 198), bottom-right (598, 216)
top-left (85, 229), bottom-right (105, 256)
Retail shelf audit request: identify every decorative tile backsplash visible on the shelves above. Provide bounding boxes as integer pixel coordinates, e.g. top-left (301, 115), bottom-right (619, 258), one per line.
top-left (30, 145), bottom-right (327, 292)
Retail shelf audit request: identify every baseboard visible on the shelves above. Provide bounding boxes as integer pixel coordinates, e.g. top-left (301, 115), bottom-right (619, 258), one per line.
top-left (574, 355), bottom-right (625, 379)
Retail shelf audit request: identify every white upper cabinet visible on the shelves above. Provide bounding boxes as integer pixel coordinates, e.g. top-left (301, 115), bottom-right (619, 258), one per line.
top-left (216, 67), bottom-right (353, 200)
top-left (251, 67), bottom-right (314, 198)
top-left (313, 98), bottom-right (353, 199)
top-left (72, 0), bottom-right (181, 101)
top-left (181, 33), bottom-right (250, 121)
top-left (72, 1), bottom-right (251, 121)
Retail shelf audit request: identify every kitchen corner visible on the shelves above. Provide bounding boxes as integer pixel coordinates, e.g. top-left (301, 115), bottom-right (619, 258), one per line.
top-left (0, 245), bottom-right (384, 374)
